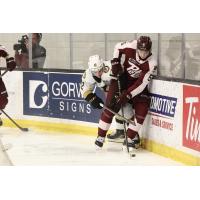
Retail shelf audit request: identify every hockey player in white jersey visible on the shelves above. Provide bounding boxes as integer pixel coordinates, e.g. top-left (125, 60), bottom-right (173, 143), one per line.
top-left (80, 55), bottom-right (133, 142)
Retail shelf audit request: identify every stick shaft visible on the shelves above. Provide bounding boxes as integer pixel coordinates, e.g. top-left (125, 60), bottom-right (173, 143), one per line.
top-left (117, 77), bottom-right (129, 153)
top-left (100, 103), bottom-right (135, 125)
top-left (1, 109), bottom-right (28, 132)
top-left (0, 69), bottom-right (9, 78)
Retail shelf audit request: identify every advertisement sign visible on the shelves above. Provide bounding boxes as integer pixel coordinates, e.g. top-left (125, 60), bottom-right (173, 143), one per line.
top-left (23, 72), bottom-right (104, 123)
top-left (183, 85), bottom-right (200, 152)
top-left (23, 72), bottom-right (49, 116)
top-left (149, 93), bottom-right (177, 132)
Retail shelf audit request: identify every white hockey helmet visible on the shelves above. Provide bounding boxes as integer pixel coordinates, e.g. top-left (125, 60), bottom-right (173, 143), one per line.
top-left (88, 55), bottom-right (104, 73)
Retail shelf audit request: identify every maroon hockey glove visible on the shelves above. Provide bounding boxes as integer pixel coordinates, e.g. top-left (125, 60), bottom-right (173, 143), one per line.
top-left (0, 48), bottom-right (8, 58)
top-left (109, 90), bottom-right (131, 112)
top-left (0, 95), bottom-right (8, 109)
top-left (111, 58), bottom-right (123, 77)
top-left (6, 57), bottom-right (16, 71)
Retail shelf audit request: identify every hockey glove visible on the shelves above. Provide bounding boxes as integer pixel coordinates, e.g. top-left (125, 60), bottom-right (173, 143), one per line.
top-left (0, 46), bottom-right (8, 58)
top-left (6, 57), bottom-right (16, 71)
top-left (85, 93), bottom-right (104, 109)
top-left (109, 91), bottom-right (131, 113)
top-left (111, 58), bottom-right (123, 77)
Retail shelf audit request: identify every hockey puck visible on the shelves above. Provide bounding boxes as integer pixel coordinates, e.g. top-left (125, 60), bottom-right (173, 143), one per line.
top-left (130, 153), bottom-right (136, 157)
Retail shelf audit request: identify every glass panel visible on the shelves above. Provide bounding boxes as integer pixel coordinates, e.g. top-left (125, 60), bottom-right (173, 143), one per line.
top-left (41, 33), bottom-right (70, 69)
top-left (159, 33), bottom-right (183, 78)
top-left (72, 33), bottom-right (105, 70)
top-left (0, 33), bottom-right (70, 70)
top-left (0, 33), bottom-right (26, 68)
top-left (2, 33), bottom-right (200, 81)
top-left (9, 33), bottom-right (70, 69)
top-left (13, 33), bottom-right (45, 69)
top-left (106, 33), bottom-right (136, 60)
top-left (184, 33), bottom-right (200, 80)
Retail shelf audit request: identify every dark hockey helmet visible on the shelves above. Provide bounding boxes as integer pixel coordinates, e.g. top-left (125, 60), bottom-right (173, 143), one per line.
top-left (137, 36), bottom-right (152, 51)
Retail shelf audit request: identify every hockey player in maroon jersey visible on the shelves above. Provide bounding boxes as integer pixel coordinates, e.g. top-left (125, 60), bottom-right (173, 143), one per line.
top-left (0, 46), bottom-right (16, 125)
top-left (95, 36), bottom-right (157, 151)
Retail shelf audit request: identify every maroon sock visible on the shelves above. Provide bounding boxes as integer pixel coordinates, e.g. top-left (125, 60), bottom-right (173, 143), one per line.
top-left (97, 110), bottom-right (114, 137)
top-left (127, 129), bottom-right (138, 139)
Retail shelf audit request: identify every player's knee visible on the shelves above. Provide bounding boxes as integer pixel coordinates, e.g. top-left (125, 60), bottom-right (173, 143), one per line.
top-left (104, 109), bottom-right (114, 118)
top-left (135, 114), bottom-right (146, 125)
top-left (100, 110), bottom-right (114, 124)
top-left (136, 118), bottom-right (144, 125)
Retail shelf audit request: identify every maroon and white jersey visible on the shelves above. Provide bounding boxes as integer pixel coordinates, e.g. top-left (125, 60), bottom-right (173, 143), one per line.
top-left (113, 40), bottom-right (157, 98)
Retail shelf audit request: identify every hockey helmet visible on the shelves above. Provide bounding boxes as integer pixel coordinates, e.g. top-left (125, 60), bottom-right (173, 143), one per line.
top-left (137, 36), bottom-right (152, 51)
top-left (88, 55), bottom-right (104, 73)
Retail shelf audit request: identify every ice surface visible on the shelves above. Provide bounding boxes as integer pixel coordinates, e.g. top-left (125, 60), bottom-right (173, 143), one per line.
top-left (0, 127), bottom-right (183, 165)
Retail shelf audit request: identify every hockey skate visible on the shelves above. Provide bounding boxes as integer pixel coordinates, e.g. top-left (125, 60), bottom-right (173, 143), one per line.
top-left (107, 129), bottom-right (125, 143)
top-left (122, 134), bottom-right (140, 152)
top-left (95, 136), bottom-right (105, 149)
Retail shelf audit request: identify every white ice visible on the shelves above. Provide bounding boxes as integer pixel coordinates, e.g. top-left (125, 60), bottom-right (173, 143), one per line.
top-left (0, 127), bottom-right (183, 165)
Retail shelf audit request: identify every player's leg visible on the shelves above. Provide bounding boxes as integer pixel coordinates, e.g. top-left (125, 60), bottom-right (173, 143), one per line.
top-left (0, 111), bottom-right (3, 126)
top-left (123, 99), bottom-right (150, 151)
top-left (107, 103), bottom-right (133, 142)
top-left (95, 109), bottom-right (115, 148)
top-left (107, 117), bottom-right (125, 142)
top-left (95, 79), bottom-right (119, 148)
top-left (0, 79), bottom-right (8, 126)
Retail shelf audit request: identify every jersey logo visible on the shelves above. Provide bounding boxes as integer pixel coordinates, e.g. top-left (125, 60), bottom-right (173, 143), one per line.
top-left (128, 58), bottom-right (139, 66)
top-left (127, 59), bottom-right (142, 78)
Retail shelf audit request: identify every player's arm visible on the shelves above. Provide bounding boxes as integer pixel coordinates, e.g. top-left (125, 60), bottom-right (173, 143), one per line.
top-left (110, 60), bottom-right (157, 112)
top-left (80, 70), bottom-right (104, 109)
top-left (113, 40), bottom-right (137, 60)
top-left (111, 40), bottom-right (137, 78)
top-left (127, 60), bottom-right (157, 98)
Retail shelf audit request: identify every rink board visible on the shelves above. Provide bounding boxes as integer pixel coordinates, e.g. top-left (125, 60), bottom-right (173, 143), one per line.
top-left (2, 71), bottom-right (200, 165)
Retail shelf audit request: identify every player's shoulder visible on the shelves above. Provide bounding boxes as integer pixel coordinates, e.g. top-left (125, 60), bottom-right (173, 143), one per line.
top-left (147, 55), bottom-right (157, 70)
top-left (82, 69), bottom-right (92, 80)
top-left (82, 69), bottom-right (94, 83)
top-left (0, 45), bottom-right (6, 51)
top-left (130, 39), bottom-right (137, 48)
top-left (115, 39), bottom-right (137, 49)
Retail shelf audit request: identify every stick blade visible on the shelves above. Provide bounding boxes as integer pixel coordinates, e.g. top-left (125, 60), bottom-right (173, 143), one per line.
top-left (20, 128), bottom-right (29, 132)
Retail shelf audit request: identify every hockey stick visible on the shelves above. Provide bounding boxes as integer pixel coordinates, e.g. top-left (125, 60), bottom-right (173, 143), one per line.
top-left (0, 69), bottom-right (28, 132)
top-left (1, 110), bottom-right (28, 132)
top-left (99, 103), bottom-right (135, 126)
top-left (117, 76), bottom-right (129, 153)
top-left (0, 69), bottom-right (9, 78)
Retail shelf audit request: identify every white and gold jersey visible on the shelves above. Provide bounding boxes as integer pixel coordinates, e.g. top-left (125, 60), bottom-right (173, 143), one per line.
top-left (80, 60), bottom-right (113, 99)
